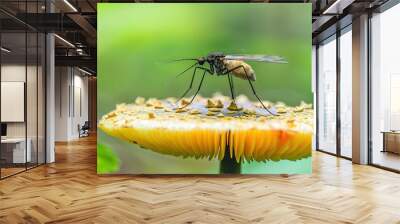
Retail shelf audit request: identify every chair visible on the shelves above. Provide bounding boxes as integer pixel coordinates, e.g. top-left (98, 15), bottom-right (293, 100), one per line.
top-left (79, 121), bottom-right (90, 138)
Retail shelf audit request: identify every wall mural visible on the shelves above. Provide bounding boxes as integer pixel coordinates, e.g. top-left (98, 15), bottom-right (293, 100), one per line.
top-left (97, 3), bottom-right (313, 174)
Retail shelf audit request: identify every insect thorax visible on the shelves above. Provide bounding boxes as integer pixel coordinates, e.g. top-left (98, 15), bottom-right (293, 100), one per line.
top-left (210, 58), bottom-right (227, 75)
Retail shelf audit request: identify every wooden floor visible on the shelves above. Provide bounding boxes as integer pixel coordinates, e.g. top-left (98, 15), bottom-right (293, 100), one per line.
top-left (372, 150), bottom-right (400, 171)
top-left (1, 135), bottom-right (400, 224)
top-left (0, 167), bottom-right (26, 178)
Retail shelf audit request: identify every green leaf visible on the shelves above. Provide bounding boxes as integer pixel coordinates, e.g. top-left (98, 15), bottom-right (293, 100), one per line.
top-left (97, 143), bottom-right (120, 173)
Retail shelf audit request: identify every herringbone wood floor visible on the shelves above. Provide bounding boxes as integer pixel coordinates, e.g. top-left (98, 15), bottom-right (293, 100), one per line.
top-left (1, 135), bottom-right (400, 224)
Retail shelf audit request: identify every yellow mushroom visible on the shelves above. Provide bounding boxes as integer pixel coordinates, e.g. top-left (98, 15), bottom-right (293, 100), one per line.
top-left (99, 95), bottom-right (313, 162)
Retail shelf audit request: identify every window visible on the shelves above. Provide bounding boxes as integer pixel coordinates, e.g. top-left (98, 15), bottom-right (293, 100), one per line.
top-left (339, 27), bottom-right (352, 158)
top-left (371, 3), bottom-right (400, 171)
top-left (317, 35), bottom-right (337, 154)
top-left (0, 1), bottom-right (47, 179)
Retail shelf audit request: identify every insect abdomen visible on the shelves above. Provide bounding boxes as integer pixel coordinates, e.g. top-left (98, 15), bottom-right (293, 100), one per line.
top-left (223, 60), bottom-right (256, 81)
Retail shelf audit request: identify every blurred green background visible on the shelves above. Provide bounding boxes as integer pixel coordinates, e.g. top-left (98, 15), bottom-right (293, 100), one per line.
top-left (98, 3), bottom-right (312, 174)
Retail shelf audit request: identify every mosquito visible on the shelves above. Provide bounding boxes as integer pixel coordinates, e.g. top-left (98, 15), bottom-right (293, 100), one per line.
top-left (174, 52), bottom-right (288, 115)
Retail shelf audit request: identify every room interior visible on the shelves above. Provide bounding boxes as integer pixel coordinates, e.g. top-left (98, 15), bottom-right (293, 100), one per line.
top-left (1, 30), bottom-right (46, 177)
top-left (0, 0), bottom-right (400, 222)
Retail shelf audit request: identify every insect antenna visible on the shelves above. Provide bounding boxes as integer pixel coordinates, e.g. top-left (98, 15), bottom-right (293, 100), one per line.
top-left (169, 58), bottom-right (198, 62)
top-left (175, 62), bottom-right (198, 77)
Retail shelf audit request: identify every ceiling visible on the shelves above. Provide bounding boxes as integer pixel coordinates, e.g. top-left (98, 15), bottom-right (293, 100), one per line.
top-left (0, 0), bottom-right (391, 74)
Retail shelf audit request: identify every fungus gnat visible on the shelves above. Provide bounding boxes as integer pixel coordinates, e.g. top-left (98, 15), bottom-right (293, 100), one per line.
top-left (173, 52), bottom-right (288, 115)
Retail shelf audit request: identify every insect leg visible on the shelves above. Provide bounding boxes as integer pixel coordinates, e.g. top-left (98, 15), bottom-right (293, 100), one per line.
top-left (178, 66), bottom-right (212, 101)
top-left (178, 66), bottom-right (198, 101)
top-left (246, 76), bottom-right (276, 115)
top-left (226, 65), bottom-right (276, 116)
top-left (229, 73), bottom-right (236, 100)
top-left (179, 69), bottom-right (207, 109)
top-left (227, 73), bottom-right (236, 101)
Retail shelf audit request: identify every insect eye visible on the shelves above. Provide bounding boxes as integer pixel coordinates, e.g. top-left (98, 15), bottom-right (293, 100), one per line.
top-left (198, 57), bottom-right (205, 65)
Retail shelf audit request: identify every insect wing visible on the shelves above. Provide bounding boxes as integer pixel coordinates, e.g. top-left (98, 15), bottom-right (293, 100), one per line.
top-left (224, 55), bottom-right (288, 63)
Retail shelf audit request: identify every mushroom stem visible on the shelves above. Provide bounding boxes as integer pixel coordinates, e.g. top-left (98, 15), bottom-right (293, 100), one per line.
top-left (220, 144), bottom-right (241, 174)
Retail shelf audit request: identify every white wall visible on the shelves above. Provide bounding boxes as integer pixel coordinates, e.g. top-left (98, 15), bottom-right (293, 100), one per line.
top-left (55, 67), bottom-right (89, 141)
top-left (1, 82), bottom-right (25, 122)
top-left (72, 73), bottom-right (89, 138)
top-left (55, 67), bottom-right (70, 141)
top-left (1, 65), bottom-right (41, 137)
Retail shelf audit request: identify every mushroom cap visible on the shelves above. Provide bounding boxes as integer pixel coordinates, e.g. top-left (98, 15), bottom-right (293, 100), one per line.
top-left (99, 95), bottom-right (313, 163)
